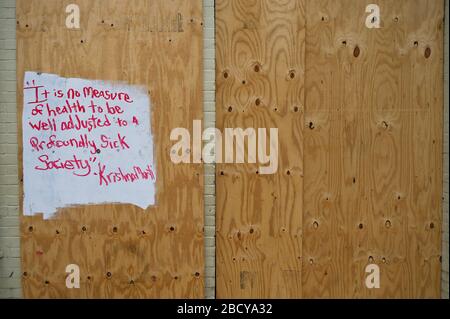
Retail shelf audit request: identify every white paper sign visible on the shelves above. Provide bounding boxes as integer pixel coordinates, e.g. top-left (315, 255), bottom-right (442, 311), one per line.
top-left (23, 72), bottom-right (156, 218)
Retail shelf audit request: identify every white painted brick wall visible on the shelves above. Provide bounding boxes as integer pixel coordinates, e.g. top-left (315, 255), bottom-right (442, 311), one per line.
top-left (0, 0), bottom-right (21, 299)
top-left (203, 0), bottom-right (216, 299)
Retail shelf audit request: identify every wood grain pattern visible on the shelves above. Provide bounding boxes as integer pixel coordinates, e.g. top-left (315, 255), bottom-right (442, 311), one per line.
top-left (216, 0), bottom-right (305, 298)
top-left (17, 0), bottom-right (204, 298)
top-left (217, 0), bottom-right (443, 298)
top-left (303, 0), bottom-right (443, 298)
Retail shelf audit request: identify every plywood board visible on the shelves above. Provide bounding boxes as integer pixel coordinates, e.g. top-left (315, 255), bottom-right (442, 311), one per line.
top-left (17, 0), bottom-right (204, 298)
top-left (216, 0), bottom-right (305, 298)
top-left (216, 0), bottom-right (443, 298)
top-left (303, 0), bottom-right (443, 298)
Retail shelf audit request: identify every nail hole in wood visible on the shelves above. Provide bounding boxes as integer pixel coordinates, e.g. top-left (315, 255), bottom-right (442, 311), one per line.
top-left (293, 106), bottom-right (299, 112)
top-left (228, 106), bottom-right (233, 112)
top-left (112, 226), bottom-right (118, 233)
top-left (430, 222), bottom-right (435, 229)
top-left (254, 64), bottom-right (260, 72)
top-left (358, 223), bottom-right (364, 229)
top-left (28, 226), bottom-right (33, 232)
top-left (255, 98), bottom-right (261, 106)
top-left (385, 220), bottom-right (391, 228)
top-left (425, 47), bottom-right (431, 59)
top-left (81, 226), bottom-right (87, 232)
top-left (106, 272), bottom-right (112, 278)
top-left (313, 221), bottom-right (319, 229)
top-left (353, 46), bottom-right (360, 58)
top-left (309, 122), bottom-right (315, 129)
top-left (223, 71), bottom-right (228, 79)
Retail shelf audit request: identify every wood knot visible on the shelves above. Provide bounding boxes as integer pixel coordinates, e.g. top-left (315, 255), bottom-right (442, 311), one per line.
top-left (288, 70), bottom-right (296, 79)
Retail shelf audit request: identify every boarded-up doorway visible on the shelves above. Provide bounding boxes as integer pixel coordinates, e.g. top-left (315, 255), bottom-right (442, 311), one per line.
top-left (216, 0), bottom-right (443, 298)
top-left (17, 0), bottom-right (204, 298)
